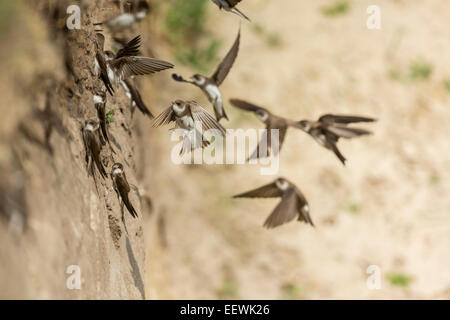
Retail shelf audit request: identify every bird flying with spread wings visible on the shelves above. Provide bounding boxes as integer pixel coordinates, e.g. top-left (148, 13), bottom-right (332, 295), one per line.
top-left (233, 177), bottom-right (314, 229)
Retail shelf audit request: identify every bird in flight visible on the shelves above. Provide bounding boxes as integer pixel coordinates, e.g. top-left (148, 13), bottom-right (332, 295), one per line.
top-left (233, 177), bottom-right (314, 229)
top-left (230, 98), bottom-right (304, 160)
top-left (172, 28), bottom-right (241, 122)
top-left (103, 35), bottom-right (174, 91)
top-left (296, 114), bottom-right (376, 165)
top-left (152, 100), bottom-right (226, 155)
top-left (211, 0), bottom-right (250, 21)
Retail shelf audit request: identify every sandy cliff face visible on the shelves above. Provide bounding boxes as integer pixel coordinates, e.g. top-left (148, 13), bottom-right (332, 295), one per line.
top-left (0, 0), bottom-right (149, 299)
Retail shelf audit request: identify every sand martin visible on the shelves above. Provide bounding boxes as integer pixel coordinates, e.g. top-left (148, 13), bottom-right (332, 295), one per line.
top-left (104, 35), bottom-right (174, 89)
top-left (297, 114), bottom-right (376, 165)
top-left (211, 0), bottom-right (250, 21)
top-left (152, 100), bottom-right (226, 154)
top-left (230, 98), bottom-right (305, 159)
top-left (233, 177), bottom-right (313, 229)
top-left (111, 163), bottom-right (138, 219)
top-left (94, 0), bottom-right (150, 32)
top-left (172, 28), bottom-right (240, 122)
top-left (82, 120), bottom-right (107, 178)
top-left (94, 33), bottom-right (115, 95)
top-left (120, 78), bottom-right (153, 118)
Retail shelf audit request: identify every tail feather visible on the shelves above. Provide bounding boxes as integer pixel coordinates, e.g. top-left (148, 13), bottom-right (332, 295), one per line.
top-left (123, 194), bottom-right (138, 218)
top-left (231, 8), bottom-right (251, 21)
top-left (330, 143), bottom-right (346, 166)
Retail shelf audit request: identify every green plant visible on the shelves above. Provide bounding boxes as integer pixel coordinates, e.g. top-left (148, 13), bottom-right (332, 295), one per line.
top-left (387, 272), bottom-right (413, 288)
top-left (409, 59), bottom-right (432, 80)
top-left (443, 79), bottom-right (450, 92)
top-left (216, 280), bottom-right (239, 299)
top-left (280, 283), bottom-right (303, 300)
top-left (347, 203), bottom-right (361, 215)
top-left (321, 1), bottom-right (350, 17)
top-left (106, 109), bottom-right (115, 123)
top-left (251, 23), bottom-right (283, 48)
top-left (165, 0), bottom-right (220, 72)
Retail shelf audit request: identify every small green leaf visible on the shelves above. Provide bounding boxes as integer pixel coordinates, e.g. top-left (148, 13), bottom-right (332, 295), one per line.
top-left (321, 1), bottom-right (350, 17)
top-left (106, 109), bottom-right (115, 123)
top-left (387, 272), bottom-right (413, 288)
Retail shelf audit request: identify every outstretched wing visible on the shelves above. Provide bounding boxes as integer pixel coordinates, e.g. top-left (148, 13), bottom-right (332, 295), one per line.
top-left (233, 181), bottom-right (283, 198)
top-left (152, 107), bottom-right (175, 127)
top-left (212, 28), bottom-right (240, 86)
top-left (112, 56), bottom-right (174, 81)
top-left (115, 35), bottom-right (142, 59)
top-left (189, 102), bottom-right (226, 135)
top-left (229, 98), bottom-right (268, 113)
top-left (263, 188), bottom-right (298, 229)
top-left (319, 114), bottom-right (376, 125)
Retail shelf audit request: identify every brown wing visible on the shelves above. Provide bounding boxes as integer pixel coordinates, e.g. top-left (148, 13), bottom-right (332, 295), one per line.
top-left (229, 98), bottom-right (268, 113)
top-left (248, 125), bottom-right (287, 160)
top-left (124, 79), bottom-right (153, 118)
top-left (295, 189), bottom-right (314, 226)
top-left (227, 0), bottom-right (243, 7)
top-left (233, 181), bottom-right (283, 198)
top-left (263, 188), bottom-right (298, 229)
top-left (96, 33), bottom-right (105, 50)
top-left (112, 56), bottom-right (174, 81)
top-left (115, 35), bottom-right (141, 59)
top-left (152, 107), bottom-right (175, 127)
top-left (116, 173), bottom-right (131, 193)
top-left (326, 126), bottom-right (372, 139)
top-left (189, 102), bottom-right (226, 135)
top-left (212, 29), bottom-right (240, 86)
top-left (319, 114), bottom-right (376, 125)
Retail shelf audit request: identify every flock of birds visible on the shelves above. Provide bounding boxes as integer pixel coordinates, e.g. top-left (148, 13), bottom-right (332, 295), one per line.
top-left (85, 0), bottom-right (376, 229)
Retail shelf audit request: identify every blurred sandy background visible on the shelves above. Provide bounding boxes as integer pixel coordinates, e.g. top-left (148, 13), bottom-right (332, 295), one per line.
top-left (142, 0), bottom-right (450, 299)
top-left (0, 0), bottom-right (449, 299)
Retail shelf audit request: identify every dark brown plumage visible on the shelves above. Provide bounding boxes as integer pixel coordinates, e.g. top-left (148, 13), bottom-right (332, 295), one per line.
top-left (172, 29), bottom-right (241, 122)
top-left (296, 114), bottom-right (376, 165)
top-left (233, 177), bottom-right (313, 229)
top-left (82, 120), bottom-right (107, 179)
top-left (111, 163), bottom-right (138, 218)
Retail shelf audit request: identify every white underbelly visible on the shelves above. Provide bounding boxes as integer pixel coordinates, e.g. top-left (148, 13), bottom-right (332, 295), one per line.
top-left (314, 134), bottom-right (327, 147)
top-left (109, 14), bottom-right (135, 28)
top-left (94, 58), bottom-right (100, 76)
top-left (107, 65), bottom-right (115, 83)
top-left (176, 116), bottom-right (194, 130)
top-left (205, 85), bottom-right (222, 103)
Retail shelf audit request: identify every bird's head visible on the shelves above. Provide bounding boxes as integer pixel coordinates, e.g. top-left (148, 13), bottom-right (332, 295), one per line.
top-left (275, 177), bottom-right (290, 191)
top-left (298, 120), bottom-right (311, 132)
top-left (255, 109), bottom-right (269, 122)
top-left (190, 74), bottom-right (206, 86)
top-left (104, 50), bottom-right (115, 61)
top-left (84, 119), bottom-right (99, 131)
top-left (111, 163), bottom-right (124, 175)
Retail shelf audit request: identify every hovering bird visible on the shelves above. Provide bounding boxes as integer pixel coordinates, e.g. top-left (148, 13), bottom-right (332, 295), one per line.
top-left (82, 119), bottom-right (107, 178)
top-left (229, 98), bottom-right (303, 159)
top-left (111, 162), bottom-right (138, 219)
top-left (104, 35), bottom-right (174, 89)
top-left (172, 28), bottom-right (240, 122)
top-left (94, 0), bottom-right (150, 32)
top-left (211, 0), bottom-right (250, 21)
top-left (152, 100), bottom-right (226, 155)
top-left (233, 177), bottom-right (313, 229)
top-left (297, 114), bottom-right (376, 165)
top-left (94, 33), bottom-right (115, 95)
top-left (120, 78), bottom-right (153, 118)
